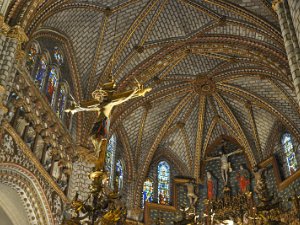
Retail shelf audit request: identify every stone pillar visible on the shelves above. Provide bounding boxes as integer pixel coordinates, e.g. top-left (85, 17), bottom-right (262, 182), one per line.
top-left (0, 0), bottom-right (12, 15)
top-left (287, 0), bottom-right (300, 49)
top-left (273, 0), bottom-right (300, 106)
top-left (0, 14), bottom-right (28, 121)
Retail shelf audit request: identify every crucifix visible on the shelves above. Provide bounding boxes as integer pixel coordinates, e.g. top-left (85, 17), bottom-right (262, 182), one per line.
top-left (65, 79), bottom-right (151, 170)
top-left (205, 144), bottom-right (243, 185)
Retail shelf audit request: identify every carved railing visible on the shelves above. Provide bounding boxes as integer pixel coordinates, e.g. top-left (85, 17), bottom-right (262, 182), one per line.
top-left (3, 64), bottom-right (77, 196)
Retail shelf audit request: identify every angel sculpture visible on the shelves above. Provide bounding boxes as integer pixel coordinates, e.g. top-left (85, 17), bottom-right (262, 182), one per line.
top-left (65, 79), bottom-right (151, 170)
top-left (205, 148), bottom-right (243, 185)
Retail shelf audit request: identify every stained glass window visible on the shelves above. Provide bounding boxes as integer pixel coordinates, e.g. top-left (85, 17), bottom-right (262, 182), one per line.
top-left (53, 47), bottom-right (64, 65)
top-left (158, 161), bottom-right (170, 204)
top-left (116, 160), bottom-right (123, 191)
top-left (56, 83), bottom-right (68, 119)
top-left (281, 133), bottom-right (298, 174)
top-left (35, 53), bottom-right (48, 90)
top-left (142, 179), bottom-right (153, 208)
top-left (46, 67), bottom-right (59, 105)
top-left (106, 134), bottom-right (116, 184)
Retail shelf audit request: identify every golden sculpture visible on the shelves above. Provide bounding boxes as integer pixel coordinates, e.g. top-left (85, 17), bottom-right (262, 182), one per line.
top-left (63, 79), bottom-right (151, 225)
top-left (66, 79), bottom-right (151, 170)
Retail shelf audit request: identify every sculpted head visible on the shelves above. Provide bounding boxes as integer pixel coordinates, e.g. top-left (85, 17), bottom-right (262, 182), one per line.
top-left (207, 171), bottom-right (212, 179)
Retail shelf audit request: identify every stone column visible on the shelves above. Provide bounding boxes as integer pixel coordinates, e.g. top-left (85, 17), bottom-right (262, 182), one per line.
top-left (287, 0), bottom-right (300, 49)
top-left (273, 0), bottom-right (300, 106)
top-left (0, 14), bottom-right (28, 121)
top-left (0, 0), bottom-right (12, 15)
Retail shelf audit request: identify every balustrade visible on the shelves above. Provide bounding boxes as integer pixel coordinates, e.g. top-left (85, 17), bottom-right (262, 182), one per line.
top-left (3, 66), bottom-right (77, 195)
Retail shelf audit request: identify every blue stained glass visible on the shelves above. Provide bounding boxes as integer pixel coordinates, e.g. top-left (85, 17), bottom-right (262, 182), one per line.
top-left (46, 67), bottom-right (58, 105)
top-left (116, 160), bottom-right (123, 191)
top-left (158, 161), bottom-right (170, 204)
top-left (106, 134), bottom-right (116, 182)
top-left (142, 179), bottom-right (153, 208)
top-left (282, 133), bottom-right (298, 174)
top-left (35, 54), bottom-right (47, 89)
top-left (56, 85), bottom-right (67, 119)
top-left (54, 47), bottom-right (64, 65)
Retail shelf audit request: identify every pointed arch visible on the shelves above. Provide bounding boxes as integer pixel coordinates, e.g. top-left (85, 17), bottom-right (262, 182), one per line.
top-left (0, 163), bottom-right (55, 225)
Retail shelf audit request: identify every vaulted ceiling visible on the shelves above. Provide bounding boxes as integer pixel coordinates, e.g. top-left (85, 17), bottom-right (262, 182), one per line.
top-left (6, 0), bottom-right (300, 188)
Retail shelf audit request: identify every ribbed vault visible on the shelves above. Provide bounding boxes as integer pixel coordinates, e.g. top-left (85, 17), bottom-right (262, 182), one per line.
top-left (6, 0), bottom-right (300, 207)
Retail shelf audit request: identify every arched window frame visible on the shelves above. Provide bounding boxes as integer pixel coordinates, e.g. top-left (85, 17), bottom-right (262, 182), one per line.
top-left (281, 133), bottom-right (298, 175)
top-left (55, 81), bottom-right (69, 121)
top-left (142, 178), bottom-right (154, 208)
top-left (157, 161), bottom-right (170, 205)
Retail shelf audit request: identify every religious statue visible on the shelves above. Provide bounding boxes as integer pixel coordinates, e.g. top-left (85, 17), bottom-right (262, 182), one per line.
top-left (185, 180), bottom-right (198, 208)
top-left (33, 135), bottom-right (44, 161)
top-left (15, 116), bottom-right (29, 137)
top-left (253, 166), bottom-right (271, 207)
top-left (159, 191), bottom-right (167, 205)
top-left (24, 124), bottom-right (36, 147)
top-left (206, 171), bottom-right (217, 201)
top-left (205, 148), bottom-right (243, 185)
top-left (236, 164), bottom-right (250, 194)
top-left (65, 78), bottom-right (151, 170)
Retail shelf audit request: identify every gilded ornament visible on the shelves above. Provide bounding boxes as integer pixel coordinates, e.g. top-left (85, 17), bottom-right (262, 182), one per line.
top-left (0, 14), bottom-right (10, 35)
top-left (272, 0), bottom-right (283, 11)
top-left (7, 25), bottom-right (28, 43)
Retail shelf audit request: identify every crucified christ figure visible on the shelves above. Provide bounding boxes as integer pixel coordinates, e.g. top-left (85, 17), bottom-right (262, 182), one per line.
top-left (65, 79), bottom-right (151, 170)
top-left (205, 149), bottom-right (243, 185)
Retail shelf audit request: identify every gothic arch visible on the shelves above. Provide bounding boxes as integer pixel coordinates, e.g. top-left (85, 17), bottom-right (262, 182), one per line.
top-left (0, 163), bottom-right (55, 225)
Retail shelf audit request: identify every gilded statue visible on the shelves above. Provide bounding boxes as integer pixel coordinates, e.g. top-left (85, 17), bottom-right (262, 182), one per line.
top-left (65, 79), bottom-right (151, 169)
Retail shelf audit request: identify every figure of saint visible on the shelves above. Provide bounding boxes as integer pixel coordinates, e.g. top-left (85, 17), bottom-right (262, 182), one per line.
top-left (159, 191), bottom-right (166, 205)
top-left (15, 116), bottom-right (29, 137)
top-left (185, 180), bottom-right (198, 208)
top-left (47, 78), bottom-right (55, 102)
top-left (206, 171), bottom-right (217, 201)
top-left (205, 148), bottom-right (243, 185)
top-left (236, 165), bottom-right (250, 193)
top-left (65, 79), bottom-right (151, 169)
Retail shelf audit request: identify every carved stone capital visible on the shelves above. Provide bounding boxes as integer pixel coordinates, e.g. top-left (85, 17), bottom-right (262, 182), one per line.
top-left (272, 0), bottom-right (283, 11)
top-left (0, 14), bottom-right (10, 35)
top-left (7, 25), bottom-right (28, 44)
top-left (0, 85), bottom-right (5, 94)
top-left (0, 104), bottom-right (8, 115)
